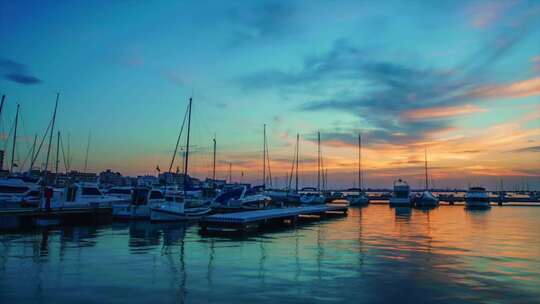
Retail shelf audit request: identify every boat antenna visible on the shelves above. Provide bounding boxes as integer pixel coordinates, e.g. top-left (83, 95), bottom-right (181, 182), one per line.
top-left (183, 96), bottom-right (192, 196)
top-left (228, 162), bottom-right (232, 184)
top-left (10, 104), bottom-right (20, 173)
top-left (43, 93), bottom-right (59, 184)
top-left (358, 133), bottom-right (362, 191)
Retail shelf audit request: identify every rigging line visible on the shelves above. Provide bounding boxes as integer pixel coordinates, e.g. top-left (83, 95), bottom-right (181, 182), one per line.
top-left (29, 116), bottom-right (53, 169)
top-left (168, 103), bottom-right (190, 173)
top-left (287, 139), bottom-right (296, 191)
top-left (266, 137), bottom-right (273, 188)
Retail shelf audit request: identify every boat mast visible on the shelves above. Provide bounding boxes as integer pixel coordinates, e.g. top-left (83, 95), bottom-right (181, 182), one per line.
top-left (317, 131), bottom-right (321, 192)
top-left (10, 104), bottom-right (20, 173)
top-left (295, 133), bottom-right (299, 192)
top-left (358, 133), bottom-right (362, 190)
top-left (83, 132), bottom-right (91, 173)
top-left (228, 162), bottom-right (232, 184)
top-left (263, 124), bottom-right (266, 189)
top-left (55, 131), bottom-right (60, 176)
top-left (212, 135), bottom-right (216, 183)
top-left (44, 93), bottom-right (59, 183)
top-left (424, 146), bottom-right (429, 191)
top-left (183, 97), bottom-right (192, 196)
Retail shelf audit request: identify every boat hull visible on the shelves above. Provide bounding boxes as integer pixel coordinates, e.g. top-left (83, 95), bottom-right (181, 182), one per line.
top-left (465, 200), bottom-right (491, 209)
top-left (112, 205), bottom-right (151, 219)
top-left (389, 197), bottom-right (412, 207)
top-left (150, 206), bottom-right (211, 222)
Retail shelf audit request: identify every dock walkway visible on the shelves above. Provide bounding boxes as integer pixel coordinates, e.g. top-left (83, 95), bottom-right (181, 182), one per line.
top-left (200, 204), bottom-right (348, 234)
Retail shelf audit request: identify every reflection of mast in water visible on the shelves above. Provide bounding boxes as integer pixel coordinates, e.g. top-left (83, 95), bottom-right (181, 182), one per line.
top-left (294, 229), bottom-right (301, 282)
top-left (207, 239), bottom-right (215, 286)
top-left (317, 223), bottom-right (325, 280)
top-left (357, 208), bottom-right (365, 267)
top-left (179, 234), bottom-right (187, 303)
top-left (258, 240), bottom-right (267, 283)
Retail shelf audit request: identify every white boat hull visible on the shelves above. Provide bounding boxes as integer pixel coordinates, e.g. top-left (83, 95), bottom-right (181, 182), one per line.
top-left (150, 205), bottom-right (211, 222)
top-left (113, 204), bottom-right (151, 219)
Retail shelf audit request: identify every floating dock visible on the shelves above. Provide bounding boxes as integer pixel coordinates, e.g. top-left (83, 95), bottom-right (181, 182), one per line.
top-left (0, 206), bottom-right (112, 217)
top-left (200, 204), bottom-right (348, 234)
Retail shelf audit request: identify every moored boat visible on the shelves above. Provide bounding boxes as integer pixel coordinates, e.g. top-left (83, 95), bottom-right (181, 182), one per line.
top-left (389, 179), bottom-right (412, 207)
top-left (465, 186), bottom-right (491, 209)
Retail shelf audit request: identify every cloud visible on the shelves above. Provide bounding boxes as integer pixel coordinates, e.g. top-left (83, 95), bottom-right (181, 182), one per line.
top-left (534, 56), bottom-right (540, 72)
top-left (469, 77), bottom-right (540, 99)
top-left (510, 145), bottom-right (540, 153)
top-left (227, 1), bottom-right (296, 46)
top-left (0, 57), bottom-right (42, 85)
top-left (402, 104), bottom-right (487, 121)
top-left (0, 58), bottom-right (42, 84)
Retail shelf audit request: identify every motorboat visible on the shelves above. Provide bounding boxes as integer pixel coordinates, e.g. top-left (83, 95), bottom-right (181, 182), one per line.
top-left (465, 186), bottom-right (491, 209)
top-left (211, 186), bottom-right (272, 211)
top-left (105, 186), bottom-right (133, 201)
top-left (389, 179), bottom-right (412, 207)
top-left (112, 187), bottom-right (166, 219)
top-left (0, 178), bottom-right (38, 206)
top-left (150, 200), bottom-right (211, 221)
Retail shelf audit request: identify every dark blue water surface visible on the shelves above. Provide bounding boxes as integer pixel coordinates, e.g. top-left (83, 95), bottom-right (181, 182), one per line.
top-left (1, 205), bottom-right (539, 303)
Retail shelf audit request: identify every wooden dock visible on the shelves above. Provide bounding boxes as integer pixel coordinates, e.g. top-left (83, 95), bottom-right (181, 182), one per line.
top-left (0, 206), bottom-right (112, 217)
top-left (200, 204), bottom-right (348, 234)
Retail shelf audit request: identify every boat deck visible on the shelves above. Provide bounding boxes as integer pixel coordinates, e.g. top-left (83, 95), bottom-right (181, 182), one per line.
top-left (200, 204), bottom-right (348, 234)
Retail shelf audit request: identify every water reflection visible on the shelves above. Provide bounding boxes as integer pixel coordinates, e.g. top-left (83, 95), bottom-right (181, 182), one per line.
top-left (1, 205), bottom-right (539, 303)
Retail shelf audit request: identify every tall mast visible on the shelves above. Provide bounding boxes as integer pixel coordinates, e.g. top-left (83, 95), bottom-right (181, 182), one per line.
top-left (44, 93), bottom-right (59, 182)
top-left (317, 131), bottom-right (321, 192)
top-left (358, 133), bottom-right (362, 190)
top-left (212, 135), bottom-right (216, 182)
top-left (10, 104), bottom-right (20, 173)
top-left (262, 124), bottom-right (266, 189)
top-left (295, 133), bottom-right (299, 192)
top-left (55, 131), bottom-right (60, 176)
top-left (183, 97), bottom-right (192, 195)
top-left (228, 162), bottom-right (232, 184)
top-left (83, 131), bottom-right (91, 173)
top-left (424, 146), bottom-right (429, 191)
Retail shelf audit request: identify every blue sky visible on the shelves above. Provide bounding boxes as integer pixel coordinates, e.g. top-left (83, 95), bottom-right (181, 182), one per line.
top-left (1, 0), bottom-right (539, 189)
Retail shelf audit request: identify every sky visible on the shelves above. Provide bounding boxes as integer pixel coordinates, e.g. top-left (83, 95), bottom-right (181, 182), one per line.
top-left (0, 0), bottom-right (539, 190)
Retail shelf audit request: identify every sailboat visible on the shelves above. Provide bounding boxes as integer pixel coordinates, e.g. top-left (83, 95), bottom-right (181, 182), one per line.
top-left (347, 133), bottom-right (369, 206)
top-left (415, 147), bottom-right (439, 208)
top-left (151, 97), bottom-right (211, 221)
top-left (299, 131), bottom-right (325, 205)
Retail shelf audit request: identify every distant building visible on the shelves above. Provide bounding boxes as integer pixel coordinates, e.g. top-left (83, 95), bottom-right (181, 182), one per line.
top-left (67, 171), bottom-right (98, 183)
top-left (99, 169), bottom-right (128, 187)
top-left (158, 172), bottom-right (187, 185)
top-left (137, 175), bottom-right (159, 187)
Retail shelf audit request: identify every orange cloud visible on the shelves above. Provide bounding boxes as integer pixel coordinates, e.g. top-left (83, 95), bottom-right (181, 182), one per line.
top-left (533, 56), bottom-right (540, 72)
top-left (402, 104), bottom-right (486, 121)
top-left (470, 77), bottom-right (540, 99)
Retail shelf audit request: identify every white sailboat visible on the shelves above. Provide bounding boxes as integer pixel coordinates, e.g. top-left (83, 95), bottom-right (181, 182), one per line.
top-left (347, 133), bottom-right (369, 206)
top-left (415, 147), bottom-right (439, 208)
top-left (150, 97), bottom-right (211, 222)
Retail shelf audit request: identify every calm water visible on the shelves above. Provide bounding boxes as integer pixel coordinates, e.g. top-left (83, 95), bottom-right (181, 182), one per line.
top-left (1, 205), bottom-right (540, 303)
